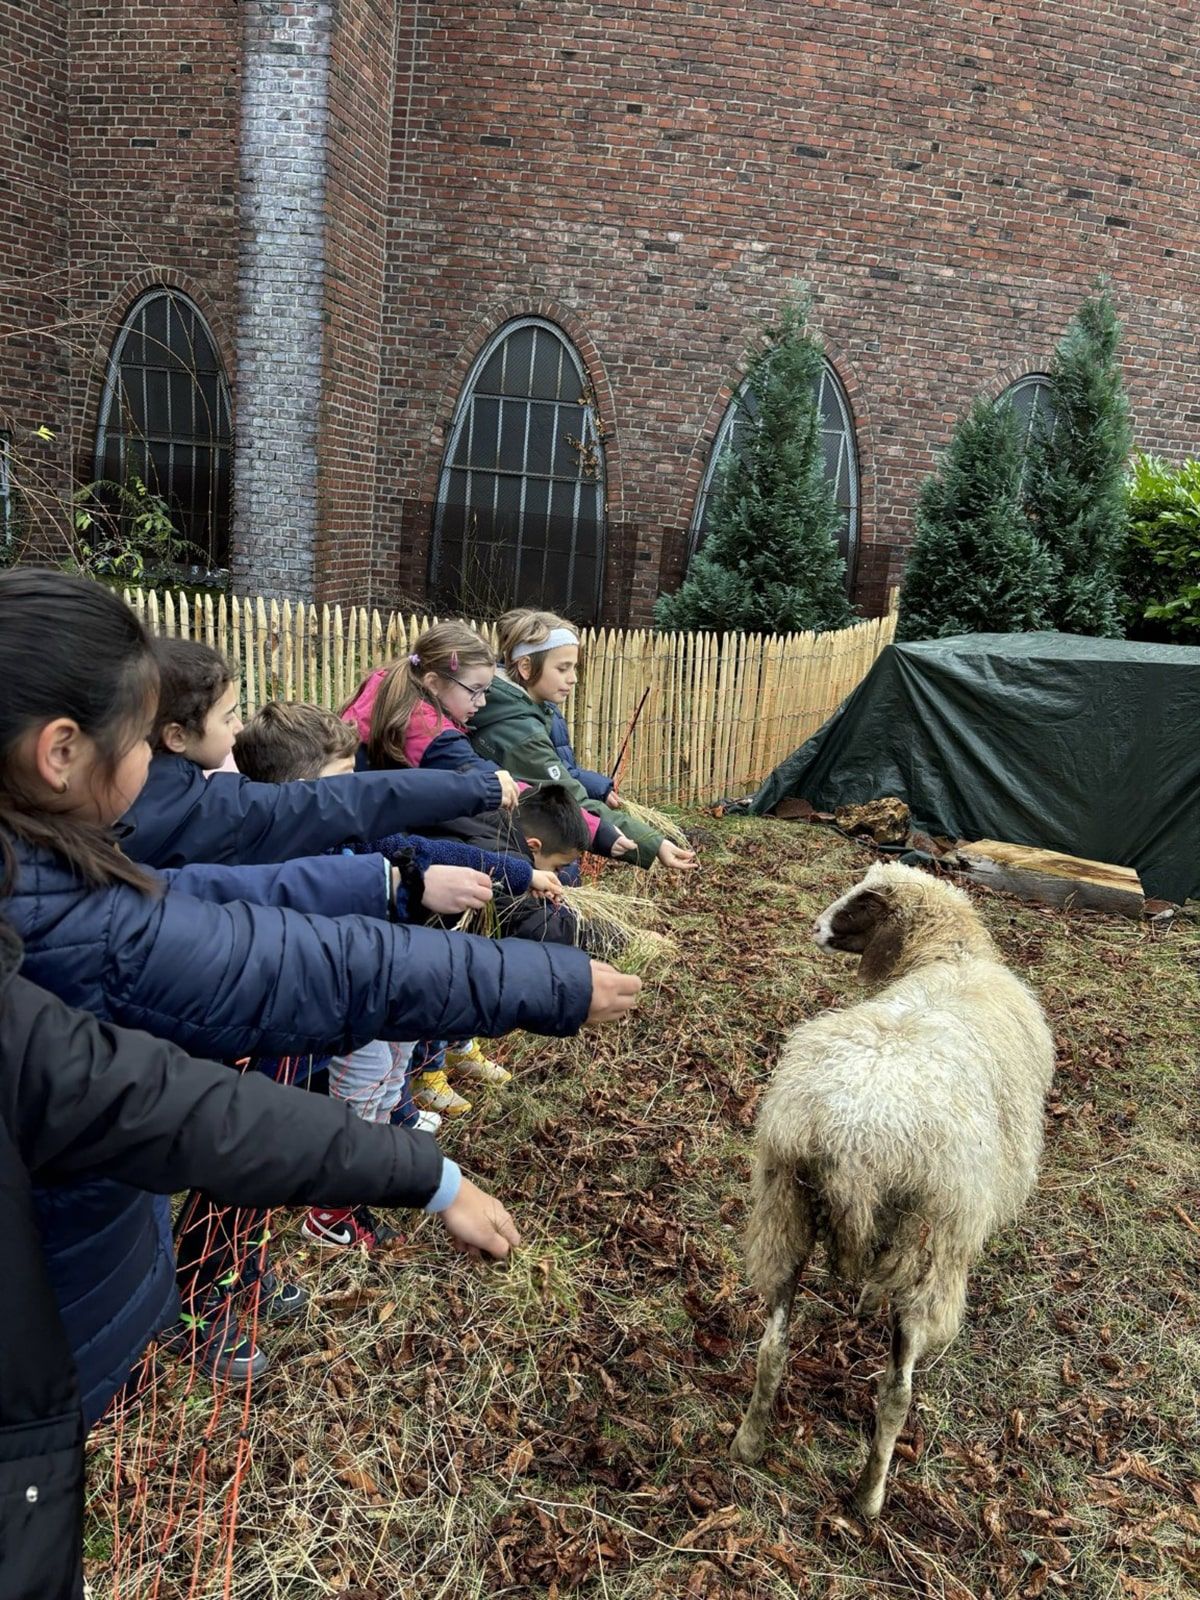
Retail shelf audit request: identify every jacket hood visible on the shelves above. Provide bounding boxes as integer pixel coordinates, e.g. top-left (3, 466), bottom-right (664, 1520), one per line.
top-left (471, 672), bottom-right (551, 740)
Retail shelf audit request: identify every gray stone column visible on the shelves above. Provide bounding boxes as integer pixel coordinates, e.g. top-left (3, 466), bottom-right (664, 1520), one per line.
top-left (230, 1), bottom-right (332, 598)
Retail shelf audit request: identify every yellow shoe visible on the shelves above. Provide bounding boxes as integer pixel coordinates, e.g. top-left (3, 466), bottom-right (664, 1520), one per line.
top-left (412, 1070), bottom-right (472, 1117)
top-left (445, 1039), bottom-right (512, 1086)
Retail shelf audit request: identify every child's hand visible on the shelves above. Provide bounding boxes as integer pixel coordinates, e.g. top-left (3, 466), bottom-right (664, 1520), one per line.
top-left (610, 830), bottom-right (639, 859)
top-left (607, 787), bottom-right (624, 809)
top-left (657, 840), bottom-right (698, 871)
top-left (423, 865), bottom-right (494, 915)
top-left (585, 961), bottom-right (642, 1023)
top-left (530, 869), bottom-right (565, 902)
top-left (438, 1177), bottom-right (521, 1260)
top-left (496, 770), bottom-right (520, 810)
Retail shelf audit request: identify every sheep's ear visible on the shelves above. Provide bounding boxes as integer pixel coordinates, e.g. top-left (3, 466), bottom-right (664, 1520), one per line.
top-left (826, 888), bottom-right (890, 951)
top-left (858, 915), bottom-right (906, 984)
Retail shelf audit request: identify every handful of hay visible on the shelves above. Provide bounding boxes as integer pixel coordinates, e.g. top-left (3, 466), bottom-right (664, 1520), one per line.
top-left (610, 796), bottom-right (691, 850)
top-left (455, 881), bottom-right (677, 977)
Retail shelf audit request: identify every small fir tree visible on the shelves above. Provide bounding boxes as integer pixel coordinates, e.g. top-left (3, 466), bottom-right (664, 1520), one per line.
top-left (1023, 288), bottom-right (1132, 637)
top-left (896, 398), bottom-right (1055, 641)
top-left (655, 295), bottom-right (853, 634)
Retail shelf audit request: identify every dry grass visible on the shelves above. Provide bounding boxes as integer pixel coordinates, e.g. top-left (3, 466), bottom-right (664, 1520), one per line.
top-left (84, 819), bottom-right (1200, 1600)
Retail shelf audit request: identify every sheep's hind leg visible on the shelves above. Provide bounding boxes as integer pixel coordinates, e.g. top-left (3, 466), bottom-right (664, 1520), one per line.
top-left (852, 1311), bottom-right (927, 1519)
top-left (730, 1272), bottom-right (799, 1465)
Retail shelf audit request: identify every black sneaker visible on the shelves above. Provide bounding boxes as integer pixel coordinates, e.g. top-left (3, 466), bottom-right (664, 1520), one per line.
top-left (162, 1298), bottom-right (270, 1383)
top-left (253, 1269), bottom-right (309, 1322)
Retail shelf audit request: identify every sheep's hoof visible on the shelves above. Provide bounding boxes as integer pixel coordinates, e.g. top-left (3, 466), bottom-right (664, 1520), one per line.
top-left (851, 1475), bottom-right (885, 1522)
top-left (730, 1426), bottom-right (764, 1466)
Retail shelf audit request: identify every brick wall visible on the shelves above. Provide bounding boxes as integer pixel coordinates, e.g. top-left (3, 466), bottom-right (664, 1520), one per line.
top-left (0, 1), bottom-right (72, 552)
top-left (67, 1), bottom-right (242, 494)
top-left (312, 0), bottom-right (398, 606)
top-left (372, 0), bottom-right (1200, 625)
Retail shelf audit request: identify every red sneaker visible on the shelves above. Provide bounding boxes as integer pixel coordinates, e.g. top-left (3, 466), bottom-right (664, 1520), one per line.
top-left (300, 1206), bottom-right (399, 1249)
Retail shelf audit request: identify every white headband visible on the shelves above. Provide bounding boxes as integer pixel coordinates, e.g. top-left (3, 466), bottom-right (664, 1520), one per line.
top-left (510, 628), bottom-right (579, 661)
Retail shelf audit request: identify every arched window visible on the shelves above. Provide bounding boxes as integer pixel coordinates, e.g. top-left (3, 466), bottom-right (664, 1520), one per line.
top-left (430, 318), bottom-right (606, 622)
top-left (689, 359), bottom-right (860, 584)
top-left (998, 372), bottom-right (1056, 456)
top-left (95, 288), bottom-right (233, 570)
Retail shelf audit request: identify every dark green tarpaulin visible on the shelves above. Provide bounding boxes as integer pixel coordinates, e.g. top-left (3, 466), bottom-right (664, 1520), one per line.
top-left (750, 632), bottom-right (1200, 904)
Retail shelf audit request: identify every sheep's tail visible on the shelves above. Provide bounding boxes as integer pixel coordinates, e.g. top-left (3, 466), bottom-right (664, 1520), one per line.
top-left (820, 1159), bottom-right (885, 1283)
top-left (745, 1155), bottom-right (815, 1304)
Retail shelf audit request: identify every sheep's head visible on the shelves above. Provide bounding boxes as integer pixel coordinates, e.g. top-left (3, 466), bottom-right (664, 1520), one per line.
top-left (813, 861), bottom-right (988, 982)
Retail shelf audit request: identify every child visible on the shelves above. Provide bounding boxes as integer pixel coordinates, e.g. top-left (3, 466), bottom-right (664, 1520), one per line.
top-left (473, 609), bottom-right (698, 873)
top-left (0, 569), bottom-right (640, 1419)
top-left (123, 637), bottom-right (513, 869)
top-left (233, 702), bottom-right (565, 1246)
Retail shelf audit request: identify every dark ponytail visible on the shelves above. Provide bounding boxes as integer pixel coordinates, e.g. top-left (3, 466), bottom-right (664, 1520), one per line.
top-left (0, 569), bottom-right (160, 892)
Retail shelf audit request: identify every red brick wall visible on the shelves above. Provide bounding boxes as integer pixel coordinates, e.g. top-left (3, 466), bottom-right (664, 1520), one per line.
top-left (65, 2), bottom-right (241, 490)
top-left (374, 0), bottom-right (1200, 624)
top-left (0, 1), bottom-right (72, 551)
top-left (314, 0), bottom-right (398, 606)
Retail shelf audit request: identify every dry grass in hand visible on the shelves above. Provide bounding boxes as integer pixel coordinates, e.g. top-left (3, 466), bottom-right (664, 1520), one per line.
top-left (612, 795), bottom-right (692, 849)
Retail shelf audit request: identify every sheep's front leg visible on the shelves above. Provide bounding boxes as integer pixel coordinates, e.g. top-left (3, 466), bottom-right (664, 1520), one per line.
top-left (730, 1273), bottom-right (798, 1465)
top-left (852, 1312), bottom-right (926, 1519)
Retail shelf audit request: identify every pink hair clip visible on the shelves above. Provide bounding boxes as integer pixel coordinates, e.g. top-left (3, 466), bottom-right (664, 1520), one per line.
top-left (449, 650), bottom-right (459, 673)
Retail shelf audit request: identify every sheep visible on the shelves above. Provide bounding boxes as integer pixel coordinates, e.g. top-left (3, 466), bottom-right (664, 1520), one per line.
top-left (730, 860), bottom-right (1054, 1518)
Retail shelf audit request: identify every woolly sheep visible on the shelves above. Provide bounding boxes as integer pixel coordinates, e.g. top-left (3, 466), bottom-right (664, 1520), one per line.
top-left (730, 861), bottom-right (1054, 1517)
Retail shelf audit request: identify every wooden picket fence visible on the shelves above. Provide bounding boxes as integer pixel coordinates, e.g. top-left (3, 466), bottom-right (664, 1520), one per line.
top-left (125, 587), bottom-right (897, 805)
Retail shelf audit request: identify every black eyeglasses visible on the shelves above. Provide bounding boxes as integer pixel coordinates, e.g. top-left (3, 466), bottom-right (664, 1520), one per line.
top-left (445, 676), bottom-right (490, 704)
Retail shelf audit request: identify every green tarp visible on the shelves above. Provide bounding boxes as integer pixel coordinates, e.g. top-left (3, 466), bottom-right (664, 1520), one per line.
top-left (751, 632), bottom-right (1200, 905)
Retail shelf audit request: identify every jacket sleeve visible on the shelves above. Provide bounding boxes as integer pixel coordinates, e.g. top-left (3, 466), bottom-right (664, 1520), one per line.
top-left (85, 882), bottom-right (594, 1058)
top-left (551, 711), bottom-right (613, 802)
top-left (418, 725), bottom-right (502, 775)
top-left (159, 852), bottom-right (392, 920)
top-left (350, 833), bottom-right (535, 897)
top-left (586, 800), bottom-right (662, 870)
top-left (5, 975), bottom-right (446, 1209)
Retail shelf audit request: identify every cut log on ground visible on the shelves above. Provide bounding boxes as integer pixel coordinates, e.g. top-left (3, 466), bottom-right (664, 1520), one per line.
top-left (957, 840), bottom-right (1147, 918)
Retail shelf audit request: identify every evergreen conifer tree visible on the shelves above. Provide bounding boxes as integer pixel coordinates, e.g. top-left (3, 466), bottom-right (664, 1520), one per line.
top-left (655, 296), bottom-right (853, 634)
top-left (896, 398), bottom-right (1055, 641)
top-left (1023, 289), bottom-right (1132, 637)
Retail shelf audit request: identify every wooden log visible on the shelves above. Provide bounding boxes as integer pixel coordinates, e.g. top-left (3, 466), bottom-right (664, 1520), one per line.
top-left (956, 839), bottom-right (1146, 918)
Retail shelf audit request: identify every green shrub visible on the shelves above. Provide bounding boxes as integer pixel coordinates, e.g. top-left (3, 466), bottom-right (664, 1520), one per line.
top-left (1122, 453), bottom-right (1200, 644)
top-left (655, 293), bottom-right (853, 636)
top-left (896, 398), bottom-right (1055, 641)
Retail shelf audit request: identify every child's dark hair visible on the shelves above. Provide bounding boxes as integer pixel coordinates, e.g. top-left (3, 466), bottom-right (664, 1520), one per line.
top-left (517, 782), bottom-right (590, 856)
top-left (151, 638), bottom-right (232, 748)
top-left (234, 701), bottom-right (358, 784)
top-left (0, 568), bottom-right (159, 891)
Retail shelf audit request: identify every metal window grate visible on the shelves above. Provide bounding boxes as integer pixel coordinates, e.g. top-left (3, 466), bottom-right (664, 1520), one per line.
top-left (688, 359), bottom-right (860, 586)
top-left (1000, 372), bottom-right (1056, 455)
top-left (430, 318), bottom-right (606, 622)
top-left (94, 289), bottom-right (233, 570)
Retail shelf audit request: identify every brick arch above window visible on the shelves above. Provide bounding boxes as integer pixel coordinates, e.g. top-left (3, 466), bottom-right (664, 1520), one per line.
top-left (429, 317), bottom-right (608, 624)
top-left (93, 285), bottom-right (233, 571)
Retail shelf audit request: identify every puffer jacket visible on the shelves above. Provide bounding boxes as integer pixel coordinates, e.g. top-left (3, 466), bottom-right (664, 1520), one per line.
top-left (0, 923), bottom-right (460, 1600)
top-left (547, 706), bottom-right (613, 803)
top-left (122, 752), bottom-right (502, 869)
top-left (469, 675), bottom-right (663, 868)
top-left (3, 836), bottom-right (593, 1424)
